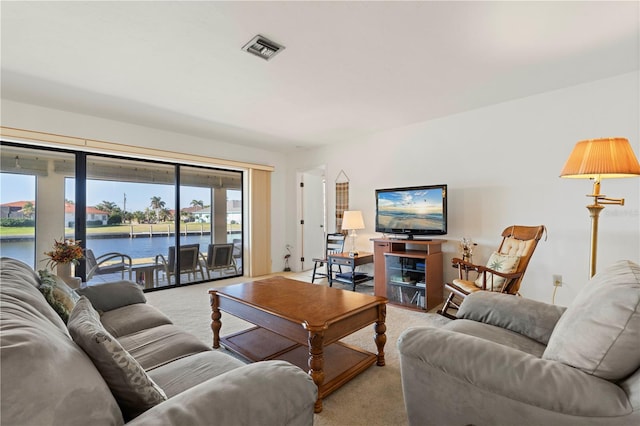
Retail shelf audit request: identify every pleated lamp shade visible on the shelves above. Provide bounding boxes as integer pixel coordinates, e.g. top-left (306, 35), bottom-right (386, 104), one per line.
top-left (560, 138), bottom-right (640, 179)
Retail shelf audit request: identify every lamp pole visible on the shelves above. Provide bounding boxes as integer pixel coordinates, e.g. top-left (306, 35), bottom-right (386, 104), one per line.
top-left (586, 178), bottom-right (624, 278)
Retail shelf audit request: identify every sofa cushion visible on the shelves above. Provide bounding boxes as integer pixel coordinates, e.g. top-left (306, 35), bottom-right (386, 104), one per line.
top-left (38, 269), bottom-right (80, 323)
top-left (1, 264), bottom-right (123, 426)
top-left (0, 257), bottom-right (68, 332)
top-left (68, 297), bottom-right (167, 420)
top-left (147, 350), bottom-right (246, 398)
top-left (543, 260), bottom-right (640, 380)
top-left (474, 251), bottom-right (520, 291)
top-left (77, 280), bottom-right (146, 312)
top-left (117, 323), bottom-right (211, 371)
top-left (101, 303), bottom-right (173, 338)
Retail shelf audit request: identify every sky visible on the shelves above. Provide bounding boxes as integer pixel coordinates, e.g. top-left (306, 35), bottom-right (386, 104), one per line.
top-left (0, 173), bottom-right (240, 212)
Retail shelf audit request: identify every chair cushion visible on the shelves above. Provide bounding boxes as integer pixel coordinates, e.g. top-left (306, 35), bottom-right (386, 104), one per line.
top-left (500, 236), bottom-right (534, 257)
top-left (444, 319), bottom-right (547, 357)
top-left (68, 297), bottom-right (167, 420)
top-left (457, 291), bottom-right (566, 345)
top-left (450, 279), bottom-right (482, 294)
top-left (474, 251), bottom-right (520, 291)
top-left (542, 260), bottom-right (640, 380)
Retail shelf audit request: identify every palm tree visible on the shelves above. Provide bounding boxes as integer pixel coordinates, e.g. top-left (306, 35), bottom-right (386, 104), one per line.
top-left (96, 200), bottom-right (119, 215)
top-left (190, 199), bottom-right (204, 209)
top-left (158, 208), bottom-right (172, 222)
top-left (21, 201), bottom-right (35, 219)
top-left (150, 196), bottom-right (166, 222)
top-left (132, 210), bottom-right (146, 224)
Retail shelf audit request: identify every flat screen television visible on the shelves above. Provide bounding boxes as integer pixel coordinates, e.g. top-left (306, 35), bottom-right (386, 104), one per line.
top-left (375, 184), bottom-right (447, 239)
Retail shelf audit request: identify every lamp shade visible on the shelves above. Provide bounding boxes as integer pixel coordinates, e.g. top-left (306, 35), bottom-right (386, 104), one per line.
top-left (342, 210), bottom-right (365, 230)
top-left (560, 137), bottom-right (640, 179)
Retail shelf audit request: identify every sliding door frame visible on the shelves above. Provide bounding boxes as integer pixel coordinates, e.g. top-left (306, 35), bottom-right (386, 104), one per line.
top-left (0, 140), bottom-right (254, 288)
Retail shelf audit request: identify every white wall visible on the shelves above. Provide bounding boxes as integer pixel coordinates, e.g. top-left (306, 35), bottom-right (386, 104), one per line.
top-left (1, 99), bottom-right (289, 274)
top-left (286, 72), bottom-right (640, 306)
top-left (3, 72), bottom-right (639, 305)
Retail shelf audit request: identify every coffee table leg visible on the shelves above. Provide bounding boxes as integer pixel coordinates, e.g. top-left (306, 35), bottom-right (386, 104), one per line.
top-left (374, 303), bottom-right (387, 366)
top-left (210, 292), bottom-right (221, 349)
top-left (308, 330), bottom-right (325, 413)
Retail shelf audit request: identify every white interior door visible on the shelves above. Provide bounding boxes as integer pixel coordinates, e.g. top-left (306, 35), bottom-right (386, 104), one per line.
top-left (300, 168), bottom-right (326, 271)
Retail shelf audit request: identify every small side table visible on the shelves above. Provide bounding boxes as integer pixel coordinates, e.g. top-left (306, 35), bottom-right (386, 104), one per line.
top-left (327, 252), bottom-right (374, 291)
top-left (133, 263), bottom-right (161, 289)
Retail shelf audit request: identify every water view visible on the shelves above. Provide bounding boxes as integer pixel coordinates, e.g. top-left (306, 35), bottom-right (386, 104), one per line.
top-left (0, 234), bottom-right (239, 268)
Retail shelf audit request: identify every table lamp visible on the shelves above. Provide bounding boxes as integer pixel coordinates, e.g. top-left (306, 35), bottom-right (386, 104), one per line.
top-left (342, 210), bottom-right (365, 257)
top-left (560, 137), bottom-right (640, 277)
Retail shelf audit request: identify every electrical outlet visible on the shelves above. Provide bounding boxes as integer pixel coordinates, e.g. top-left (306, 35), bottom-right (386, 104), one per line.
top-left (552, 274), bottom-right (562, 287)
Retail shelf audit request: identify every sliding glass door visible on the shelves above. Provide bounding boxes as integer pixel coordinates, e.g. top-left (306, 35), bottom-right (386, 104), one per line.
top-left (0, 142), bottom-right (244, 289)
top-left (84, 156), bottom-right (178, 287)
top-left (180, 166), bottom-right (243, 283)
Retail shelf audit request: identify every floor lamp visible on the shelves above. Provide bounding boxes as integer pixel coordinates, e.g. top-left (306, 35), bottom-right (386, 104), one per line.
top-left (560, 137), bottom-right (640, 277)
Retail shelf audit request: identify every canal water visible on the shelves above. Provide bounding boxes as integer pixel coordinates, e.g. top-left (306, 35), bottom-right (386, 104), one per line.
top-left (0, 234), bottom-right (238, 267)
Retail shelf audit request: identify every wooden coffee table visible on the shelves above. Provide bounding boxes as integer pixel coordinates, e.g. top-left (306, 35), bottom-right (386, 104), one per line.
top-left (209, 277), bottom-right (387, 413)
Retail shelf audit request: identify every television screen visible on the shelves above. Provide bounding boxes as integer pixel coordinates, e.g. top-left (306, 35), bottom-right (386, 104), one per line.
top-left (375, 184), bottom-right (447, 238)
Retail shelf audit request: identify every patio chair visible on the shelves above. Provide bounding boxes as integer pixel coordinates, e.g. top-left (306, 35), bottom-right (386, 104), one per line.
top-left (232, 238), bottom-right (242, 272)
top-left (155, 244), bottom-right (206, 285)
top-left (204, 243), bottom-right (239, 279)
top-left (85, 248), bottom-right (132, 281)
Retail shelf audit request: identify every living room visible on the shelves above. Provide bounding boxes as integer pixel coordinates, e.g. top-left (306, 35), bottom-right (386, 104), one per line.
top-left (1, 1), bottom-right (638, 306)
top-left (1, 2), bottom-right (639, 425)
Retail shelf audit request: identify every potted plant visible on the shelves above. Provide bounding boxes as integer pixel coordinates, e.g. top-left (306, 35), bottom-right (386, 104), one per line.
top-left (44, 238), bottom-right (84, 286)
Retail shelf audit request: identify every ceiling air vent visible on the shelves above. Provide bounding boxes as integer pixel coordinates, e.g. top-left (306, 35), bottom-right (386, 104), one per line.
top-left (242, 35), bottom-right (285, 61)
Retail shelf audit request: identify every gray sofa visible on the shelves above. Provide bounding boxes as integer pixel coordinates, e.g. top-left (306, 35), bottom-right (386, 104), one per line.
top-left (0, 257), bottom-right (317, 425)
top-left (398, 259), bottom-right (640, 426)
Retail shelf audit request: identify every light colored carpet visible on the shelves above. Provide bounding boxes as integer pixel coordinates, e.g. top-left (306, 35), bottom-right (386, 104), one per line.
top-left (145, 271), bottom-right (451, 426)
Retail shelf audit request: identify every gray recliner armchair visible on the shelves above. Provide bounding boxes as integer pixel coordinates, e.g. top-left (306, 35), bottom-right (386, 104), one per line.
top-left (398, 259), bottom-right (640, 426)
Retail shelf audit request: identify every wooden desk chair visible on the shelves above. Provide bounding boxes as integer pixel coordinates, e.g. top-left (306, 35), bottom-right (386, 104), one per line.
top-left (311, 233), bottom-right (346, 283)
top-left (439, 225), bottom-right (546, 318)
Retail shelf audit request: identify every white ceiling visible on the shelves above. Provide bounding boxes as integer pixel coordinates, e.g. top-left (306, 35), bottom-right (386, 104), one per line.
top-left (1, 1), bottom-right (638, 152)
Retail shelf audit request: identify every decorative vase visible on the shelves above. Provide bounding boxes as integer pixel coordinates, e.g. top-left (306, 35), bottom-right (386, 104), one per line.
top-left (56, 263), bottom-right (81, 289)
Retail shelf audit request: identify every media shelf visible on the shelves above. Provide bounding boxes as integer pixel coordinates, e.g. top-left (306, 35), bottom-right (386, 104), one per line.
top-left (372, 239), bottom-right (444, 311)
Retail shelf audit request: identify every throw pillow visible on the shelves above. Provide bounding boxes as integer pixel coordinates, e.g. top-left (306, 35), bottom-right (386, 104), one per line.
top-left (543, 260), bottom-right (640, 380)
top-left (68, 296), bottom-right (167, 419)
top-left (38, 269), bottom-right (80, 323)
top-left (474, 251), bottom-right (520, 291)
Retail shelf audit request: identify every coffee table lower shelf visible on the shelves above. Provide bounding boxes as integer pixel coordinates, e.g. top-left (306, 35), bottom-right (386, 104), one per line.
top-left (220, 326), bottom-right (377, 399)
